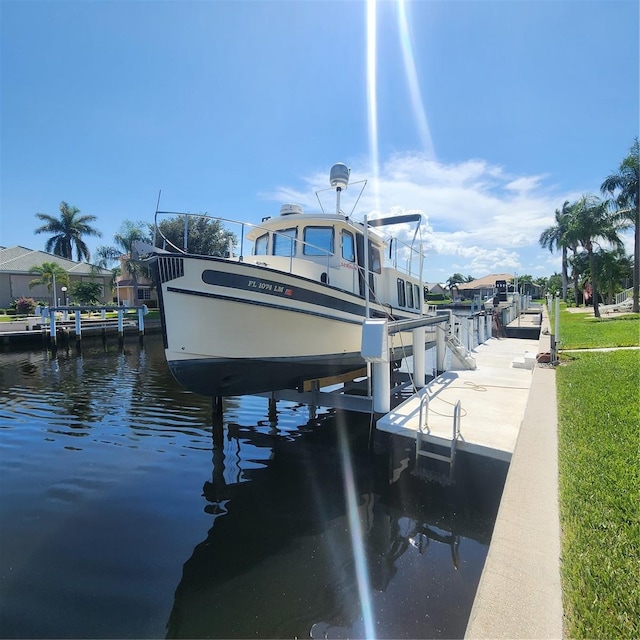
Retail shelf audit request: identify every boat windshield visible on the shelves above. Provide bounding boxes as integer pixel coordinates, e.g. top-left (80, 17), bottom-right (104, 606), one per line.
top-left (273, 227), bottom-right (297, 257)
top-left (303, 227), bottom-right (334, 256)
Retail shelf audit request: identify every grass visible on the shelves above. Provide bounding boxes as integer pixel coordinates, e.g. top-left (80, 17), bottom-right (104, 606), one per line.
top-left (557, 309), bottom-right (640, 350)
top-left (556, 308), bottom-right (640, 638)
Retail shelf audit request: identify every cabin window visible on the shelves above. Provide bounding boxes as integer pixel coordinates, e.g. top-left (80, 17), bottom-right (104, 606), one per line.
top-left (273, 227), bottom-right (297, 257)
top-left (406, 281), bottom-right (414, 308)
top-left (397, 278), bottom-right (406, 307)
top-left (369, 244), bottom-right (381, 274)
top-left (414, 284), bottom-right (421, 309)
top-left (254, 233), bottom-right (269, 255)
top-left (341, 230), bottom-right (355, 262)
top-left (303, 226), bottom-right (334, 256)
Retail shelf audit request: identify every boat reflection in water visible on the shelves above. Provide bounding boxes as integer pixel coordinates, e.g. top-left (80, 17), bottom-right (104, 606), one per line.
top-left (166, 404), bottom-right (507, 640)
top-left (0, 340), bottom-right (506, 639)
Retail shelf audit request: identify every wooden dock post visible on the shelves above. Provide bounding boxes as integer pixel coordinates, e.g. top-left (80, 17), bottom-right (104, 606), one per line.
top-left (75, 310), bottom-right (82, 351)
top-left (117, 308), bottom-right (124, 348)
top-left (137, 306), bottom-right (145, 345)
top-left (49, 310), bottom-right (57, 349)
top-left (212, 396), bottom-right (224, 447)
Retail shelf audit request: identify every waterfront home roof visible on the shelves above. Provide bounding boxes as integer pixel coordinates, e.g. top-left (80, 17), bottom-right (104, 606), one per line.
top-left (0, 245), bottom-right (111, 276)
top-left (460, 273), bottom-right (514, 290)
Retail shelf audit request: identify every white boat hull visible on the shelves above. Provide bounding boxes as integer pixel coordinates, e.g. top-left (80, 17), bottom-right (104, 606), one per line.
top-left (154, 255), bottom-right (418, 396)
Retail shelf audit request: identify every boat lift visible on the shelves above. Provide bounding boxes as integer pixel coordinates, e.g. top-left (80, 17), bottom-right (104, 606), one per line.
top-left (259, 309), bottom-right (488, 414)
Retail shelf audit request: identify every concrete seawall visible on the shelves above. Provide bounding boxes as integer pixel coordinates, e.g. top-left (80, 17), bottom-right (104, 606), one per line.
top-left (465, 311), bottom-right (563, 638)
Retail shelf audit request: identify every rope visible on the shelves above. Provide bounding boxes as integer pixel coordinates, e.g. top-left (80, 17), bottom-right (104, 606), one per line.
top-left (426, 380), bottom-right (530, 417)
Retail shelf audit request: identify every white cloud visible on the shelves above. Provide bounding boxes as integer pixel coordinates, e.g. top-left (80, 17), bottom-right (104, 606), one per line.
top-left (263, 152), bottom-right (581, 280)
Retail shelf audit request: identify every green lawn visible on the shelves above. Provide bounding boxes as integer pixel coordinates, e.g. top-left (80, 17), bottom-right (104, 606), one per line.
top-left (557, 310), bottom-right (640, 349)
top-left (556, 308), bottom-right (640, 638)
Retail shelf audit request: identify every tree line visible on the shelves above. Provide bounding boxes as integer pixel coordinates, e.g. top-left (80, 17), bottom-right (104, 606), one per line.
top-left (27, 208), bottom-right (235, 306)
top-left (539, 138), bottom-right (638, 317)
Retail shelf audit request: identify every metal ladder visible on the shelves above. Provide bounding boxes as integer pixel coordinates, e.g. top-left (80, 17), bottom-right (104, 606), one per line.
top-left (414, 392), bottom-right (462, 485)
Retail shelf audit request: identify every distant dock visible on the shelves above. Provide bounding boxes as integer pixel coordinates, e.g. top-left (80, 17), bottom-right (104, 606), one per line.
top-left (0, 308), bottom-right (161, 349)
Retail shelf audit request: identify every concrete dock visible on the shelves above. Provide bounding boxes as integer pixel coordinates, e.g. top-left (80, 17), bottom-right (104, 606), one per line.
top-left (378, 336), bottom-right (540, 461)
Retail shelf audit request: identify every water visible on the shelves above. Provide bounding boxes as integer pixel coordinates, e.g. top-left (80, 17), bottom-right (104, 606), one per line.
top-left (0, 336), bottom-right (507, 639)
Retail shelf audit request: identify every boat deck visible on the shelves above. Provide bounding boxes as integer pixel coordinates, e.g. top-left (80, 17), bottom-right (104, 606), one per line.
top-left (376, 336), bottom-right (541, 461)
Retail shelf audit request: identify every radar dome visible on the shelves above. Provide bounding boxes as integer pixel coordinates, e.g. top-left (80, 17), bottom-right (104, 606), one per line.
top-left (330, 163), bottom-right (350, 190)
top-left (279, 203), bottom-right (304, 216)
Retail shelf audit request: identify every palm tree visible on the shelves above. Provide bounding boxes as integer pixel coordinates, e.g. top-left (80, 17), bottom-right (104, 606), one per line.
top-left (569, 195), bottom-right (624, 318)
top-left (446, 272), bottom-right (466, 297)
top-left (601, 138), bottom-right (639, 312)
top-left (93, 244), bottom-right (121, 269)
top-left (113, 220), bottom-right (151, 303)
top-left (28, 262), bottom-right (69, 306)
top-left (594, 247), bottom-right (633, 305)
top-left (539, 200), bottom-right (575, 302)
top-left (34, 202), bottom-right (102, 262)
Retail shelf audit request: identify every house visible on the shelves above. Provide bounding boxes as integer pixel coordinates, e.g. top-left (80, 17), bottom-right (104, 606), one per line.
top-left (114, 254), bottom-right (157, 307)
top-left (457, 273), bottom-right (543, 300)
top-left (0, 245), bottom-right (113, 309)
top-left (458, 273), bottom-right (515, 300)
top-left (424, 282), bottom-right (447, 299)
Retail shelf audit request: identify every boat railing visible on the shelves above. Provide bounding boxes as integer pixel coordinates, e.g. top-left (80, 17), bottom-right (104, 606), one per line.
top-left (153, 211), bottom-right (335, 279)
top-left (153, 210), bottom-right (423, 282)
top-left (388, 233), bottom-right (424, 279)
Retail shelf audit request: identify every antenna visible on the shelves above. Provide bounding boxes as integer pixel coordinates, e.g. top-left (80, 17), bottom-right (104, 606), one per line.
top-left (153, 189), bottom-right (162, 247)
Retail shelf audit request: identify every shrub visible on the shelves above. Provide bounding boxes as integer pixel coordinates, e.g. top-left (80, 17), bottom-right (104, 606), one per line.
top-left (15, 297), bottom-right (37, 315)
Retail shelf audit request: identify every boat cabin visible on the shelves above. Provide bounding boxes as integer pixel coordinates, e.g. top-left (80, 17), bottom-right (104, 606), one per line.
top-left (244, 204), bottom-right (424, 314)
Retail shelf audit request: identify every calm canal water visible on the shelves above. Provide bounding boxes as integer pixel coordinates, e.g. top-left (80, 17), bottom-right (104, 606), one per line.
top-left (0, 335), bottom-right (507, 639)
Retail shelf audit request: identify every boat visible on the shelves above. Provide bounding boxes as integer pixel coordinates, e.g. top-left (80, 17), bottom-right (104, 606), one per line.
top-left (140, 163), bottom-right (428, 397)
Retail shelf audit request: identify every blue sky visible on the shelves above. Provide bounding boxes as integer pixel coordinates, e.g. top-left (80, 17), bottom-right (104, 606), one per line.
top-left (1, 0), bottom-right (638, 283)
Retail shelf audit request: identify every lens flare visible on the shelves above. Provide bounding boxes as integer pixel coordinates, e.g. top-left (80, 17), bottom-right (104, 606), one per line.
top-left (337, 419), bottom-right (376, 639)
top-left (397, 0), bottom-right (436, 159)
top-left (366, 0), bottom-right (381, 211)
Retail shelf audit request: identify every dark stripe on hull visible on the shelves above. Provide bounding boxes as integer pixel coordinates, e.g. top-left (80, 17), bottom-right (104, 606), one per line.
top-left (168, 346), bottom-right (414, 397)
top-left (169, 353), bottom-right (365, 397)
top-left (201, 269), bottom-right (367, 317)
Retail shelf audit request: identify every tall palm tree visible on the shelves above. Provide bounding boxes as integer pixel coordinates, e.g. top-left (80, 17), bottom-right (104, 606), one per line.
top-left (34, 202), bottom-right (102, 262)
top-left (569, 195), bottom-right (624, 318)
top-left (28, 262), bottom-right (69, 306)
top-left (539, 200), bottom-right (574, 302)
top-left (601, 138), bottom-right (639, 312)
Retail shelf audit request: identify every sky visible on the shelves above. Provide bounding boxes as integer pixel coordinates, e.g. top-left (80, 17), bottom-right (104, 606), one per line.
top-left (1, 0), bottom-right (638, 284)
